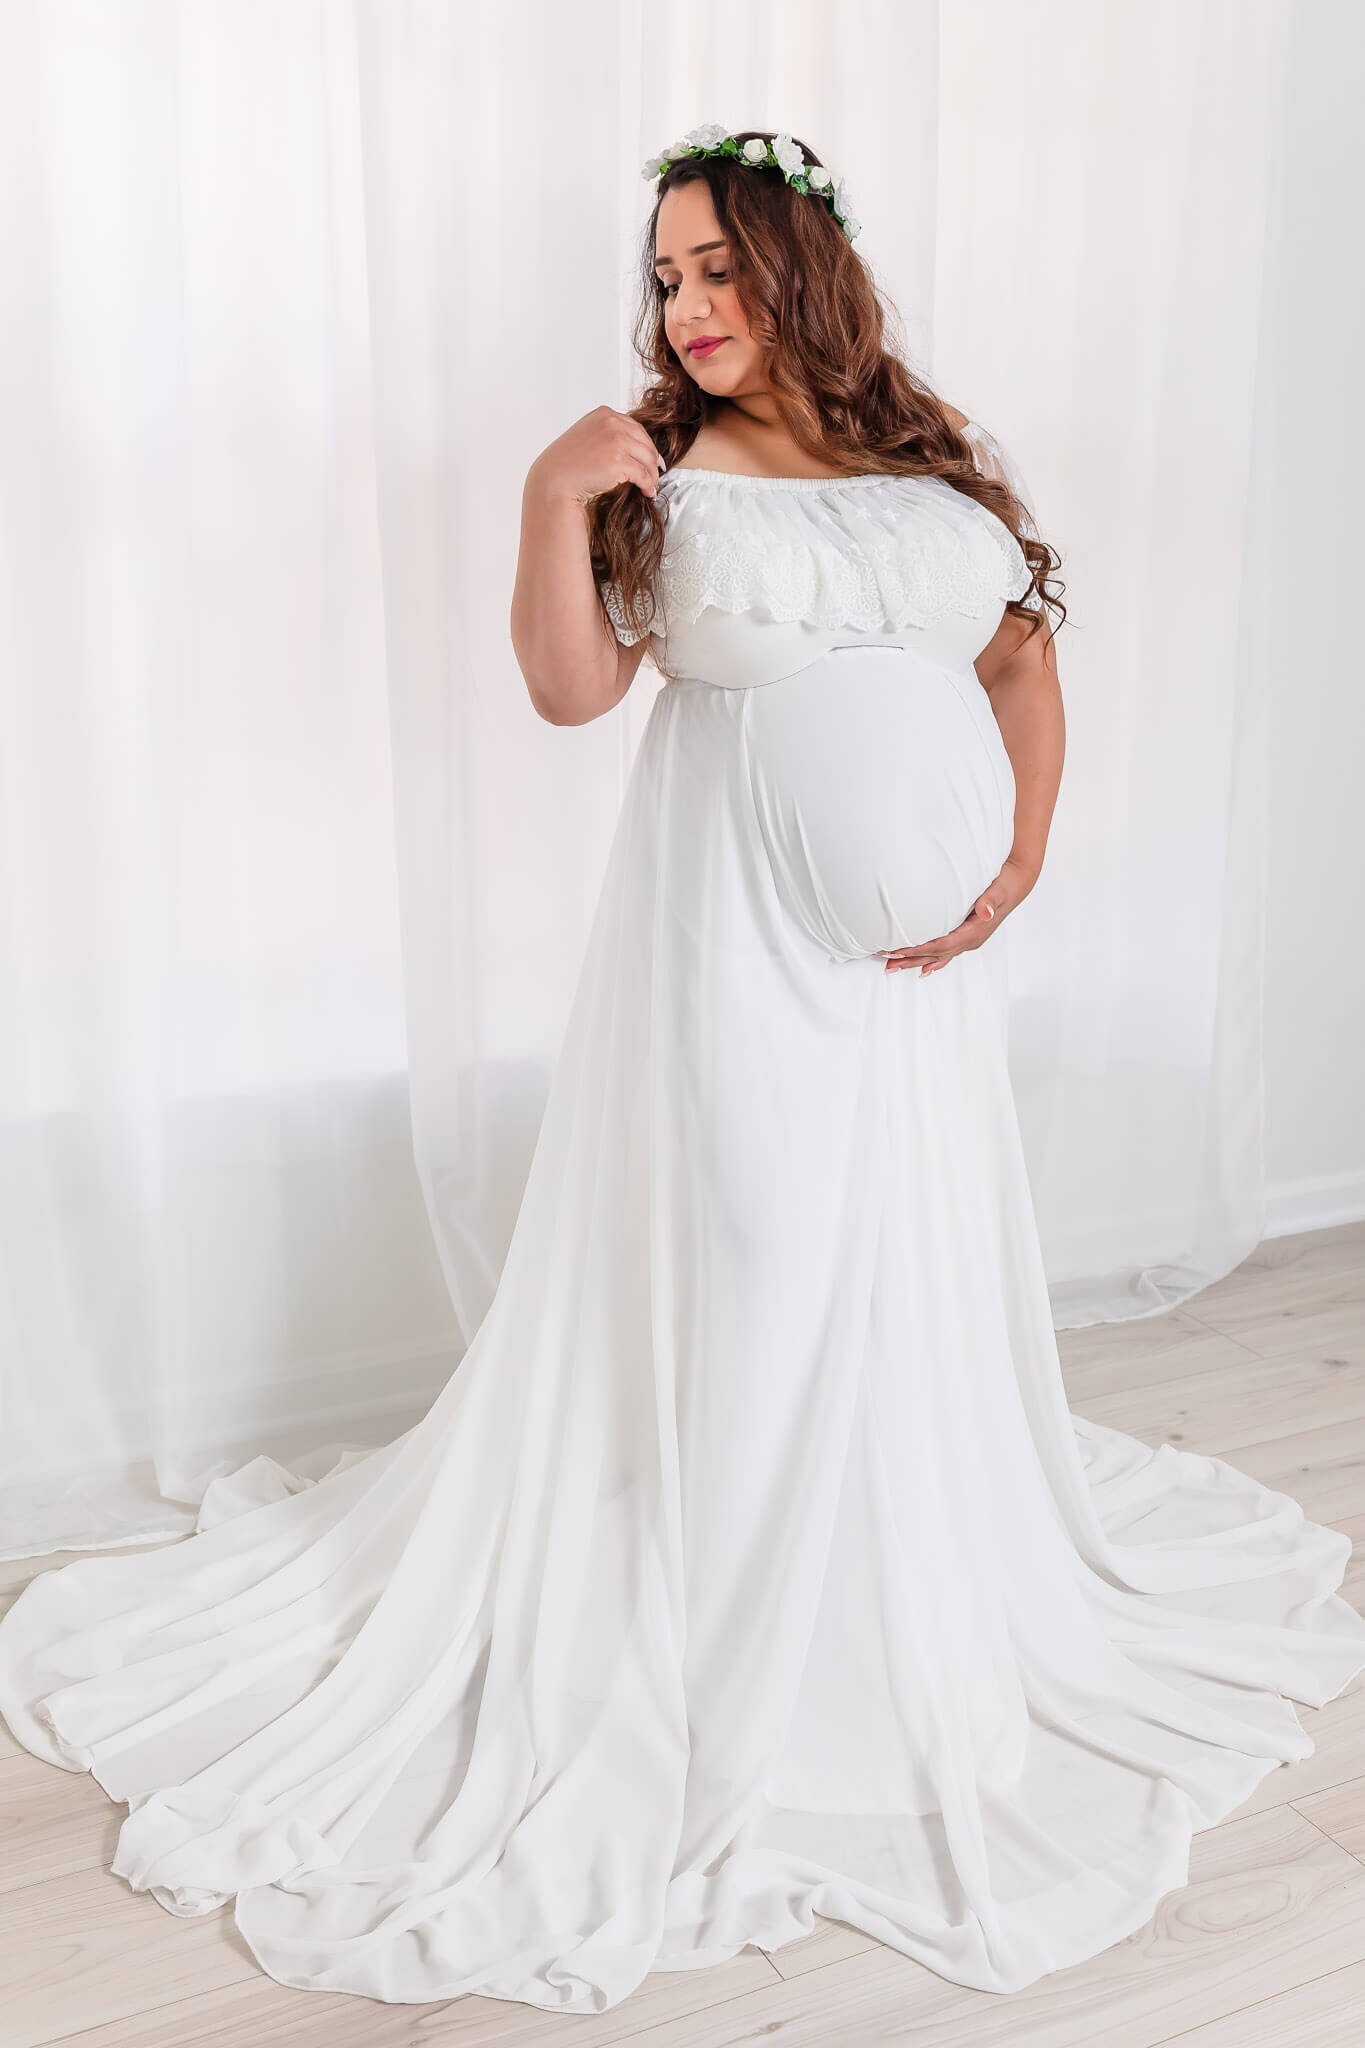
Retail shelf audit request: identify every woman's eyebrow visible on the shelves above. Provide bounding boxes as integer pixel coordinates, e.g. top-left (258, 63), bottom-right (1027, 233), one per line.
top-left (653, 239), bottom-right (728, 269)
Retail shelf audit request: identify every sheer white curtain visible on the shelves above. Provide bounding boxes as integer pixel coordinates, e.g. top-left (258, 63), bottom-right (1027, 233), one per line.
top-left (0, 3), bottom-right (462, 1557)
top-left (931, 0), bottom-right (1283, 1323)
top-left (0, 0), bottom-right (1280, 1557)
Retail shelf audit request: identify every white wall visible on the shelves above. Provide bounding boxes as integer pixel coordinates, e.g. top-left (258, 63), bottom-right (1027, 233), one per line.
top-left (1264, 0), bottom-right (1365, 1232)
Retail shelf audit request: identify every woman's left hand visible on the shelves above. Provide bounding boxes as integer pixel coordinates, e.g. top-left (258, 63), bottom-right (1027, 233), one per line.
top-left (880, 854), bottom-right (1038, 975)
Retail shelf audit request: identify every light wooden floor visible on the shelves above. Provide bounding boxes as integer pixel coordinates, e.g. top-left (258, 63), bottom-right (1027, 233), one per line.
top-left (3, 1220), bottom-right (1363, 2048)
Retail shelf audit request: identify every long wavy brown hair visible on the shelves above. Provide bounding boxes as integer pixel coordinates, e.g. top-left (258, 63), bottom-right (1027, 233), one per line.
top-left (589, 130), bottom-right (1064, 664)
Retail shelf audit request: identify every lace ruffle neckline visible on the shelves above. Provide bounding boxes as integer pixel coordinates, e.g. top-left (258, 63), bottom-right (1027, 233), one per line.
top-left (600, 465), bottom-right (1037, 645)
top-left (659, 466), bottom-right (908, 491)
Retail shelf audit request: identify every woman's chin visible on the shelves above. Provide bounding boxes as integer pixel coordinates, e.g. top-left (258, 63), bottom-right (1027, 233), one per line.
top-left (684, 349), bottom-right (749, 393)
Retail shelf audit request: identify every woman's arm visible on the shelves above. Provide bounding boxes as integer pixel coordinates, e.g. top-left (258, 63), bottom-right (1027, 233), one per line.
top-left (975, 606), bottom-right (1065, 895)
top-left (881, 608), bottom-right (1064, 976)
top-left (948, 397), bottom-right (1063, 881)
top-left (510, 407), bottom-right (659, 726)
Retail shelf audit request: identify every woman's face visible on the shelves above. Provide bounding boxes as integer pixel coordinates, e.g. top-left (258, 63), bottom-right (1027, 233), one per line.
top-left (654, 181), bottom-right (767, 398)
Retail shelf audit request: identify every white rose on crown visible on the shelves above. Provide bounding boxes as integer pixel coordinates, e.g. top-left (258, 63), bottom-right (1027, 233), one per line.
top-left (772, 134), bottom-right (806, 178)
top-left (683, 122), bottom-right (730, 149)
top-left (807, 165), bottom-right (831, 190)
top-left (742, 137), bottom-right (768, 164)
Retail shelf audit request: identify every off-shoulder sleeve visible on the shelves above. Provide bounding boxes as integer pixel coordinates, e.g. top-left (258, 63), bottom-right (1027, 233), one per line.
top-left (597, 578), bottom-right (652, 647)
top-left (962, 420), bottom-right (1043, 610)
top-left (962, 420), bottom-right (1037, 526)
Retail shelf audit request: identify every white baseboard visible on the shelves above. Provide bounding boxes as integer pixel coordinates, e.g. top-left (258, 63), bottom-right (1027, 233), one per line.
top-left (1264, 1169), bottom-right (1365, 1239)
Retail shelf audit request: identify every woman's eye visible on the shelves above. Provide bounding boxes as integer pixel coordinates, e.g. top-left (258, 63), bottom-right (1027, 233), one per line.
top-left (662, 271), bottom-right (730, 299)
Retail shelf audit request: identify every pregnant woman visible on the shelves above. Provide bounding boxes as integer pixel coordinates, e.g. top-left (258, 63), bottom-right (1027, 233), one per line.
top-left (2, 124), bottom-right (1363, 2016)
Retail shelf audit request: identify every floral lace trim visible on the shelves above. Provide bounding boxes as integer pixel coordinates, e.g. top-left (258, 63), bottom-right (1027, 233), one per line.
top-left (657, 526), bottom-right (1034, 633)
top-left (603, 531), bottom-right (1036, 644)
top-left (601, 580), bottom-right (654, 646)
top-left (599, 458), bottom-right (1041, 645)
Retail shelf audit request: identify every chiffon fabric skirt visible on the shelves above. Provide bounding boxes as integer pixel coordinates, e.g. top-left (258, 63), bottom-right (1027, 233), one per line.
top-left (2, 645), bottom-right (1363, 2013)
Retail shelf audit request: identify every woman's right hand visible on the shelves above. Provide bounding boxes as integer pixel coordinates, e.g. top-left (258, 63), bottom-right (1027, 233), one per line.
top-left (528, 406), bottom-right (665, 506)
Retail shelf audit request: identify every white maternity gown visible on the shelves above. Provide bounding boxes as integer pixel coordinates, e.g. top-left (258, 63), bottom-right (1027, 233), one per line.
top-left (2, 438), bottom-right (1363, 2014)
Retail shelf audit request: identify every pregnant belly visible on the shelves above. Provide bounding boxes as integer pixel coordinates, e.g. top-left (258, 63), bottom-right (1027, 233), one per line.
top-left (742, 646), bottom-right (1015, 961)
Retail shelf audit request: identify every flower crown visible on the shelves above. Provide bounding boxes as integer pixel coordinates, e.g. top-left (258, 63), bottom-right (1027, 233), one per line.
top-left (641, 123), bottom-right (861, 242)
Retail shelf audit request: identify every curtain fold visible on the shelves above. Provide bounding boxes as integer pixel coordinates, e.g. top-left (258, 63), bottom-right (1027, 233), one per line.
top-left (0, 2), bottom-right (462, 1558)
top-left (931, 0), bottom-right (1282, 1323)
top-left (0, 0), bottom-right (1282, 1555)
